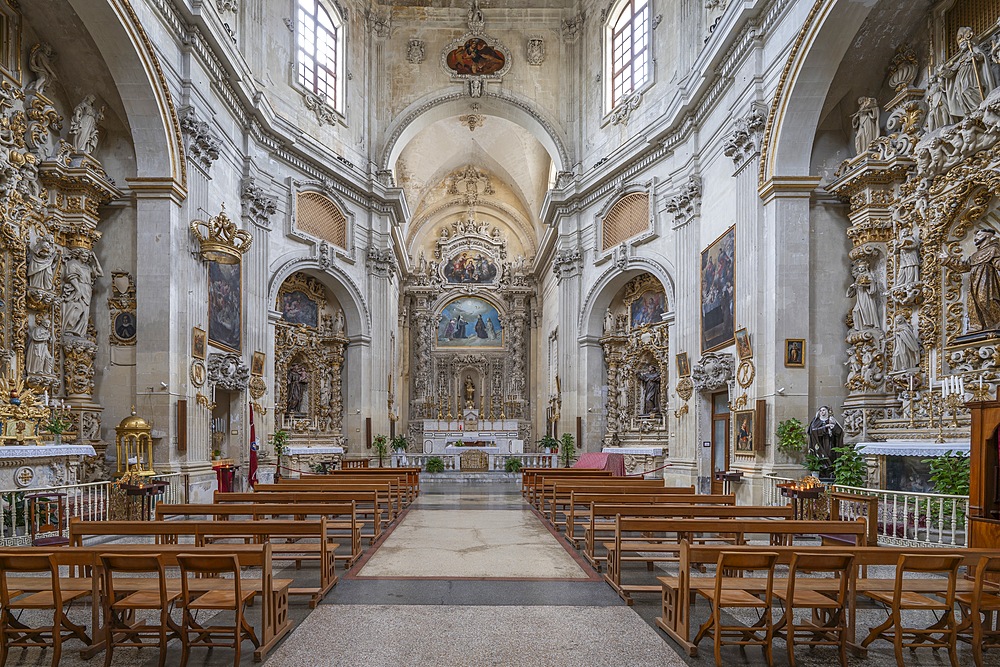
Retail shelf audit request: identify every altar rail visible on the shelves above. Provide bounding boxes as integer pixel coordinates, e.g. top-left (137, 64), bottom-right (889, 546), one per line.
top-left (762, 474), bottom-right (970, 547)
top-left (0, 472), bottom-right (185, 546)
top-left (397, 453), bottom-right (558, 472)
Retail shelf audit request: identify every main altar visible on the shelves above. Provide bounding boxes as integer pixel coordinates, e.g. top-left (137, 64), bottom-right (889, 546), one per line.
top-left (421, 410), bottom-right (524, 455)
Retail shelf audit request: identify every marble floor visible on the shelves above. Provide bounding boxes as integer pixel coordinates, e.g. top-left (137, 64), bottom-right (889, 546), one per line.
top-left (3, 480), bottom-right (998, 666)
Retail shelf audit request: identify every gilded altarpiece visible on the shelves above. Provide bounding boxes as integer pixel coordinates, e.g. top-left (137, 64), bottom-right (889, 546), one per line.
top-left (273, 273), bottom-right (348, 451)
top-left (404, 217), bottom-right (536, 449)
top-left (829, 16), bottom-right (1000, 452)
top-left (0, 31), bottom-right (120, 484)
top-left (600, 274), bottom-right (669, 452)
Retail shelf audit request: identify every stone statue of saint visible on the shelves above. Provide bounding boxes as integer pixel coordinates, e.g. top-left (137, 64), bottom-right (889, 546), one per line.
top-left (637, 363), bottom-right (661, 414)
top-left (70, 95), bottom-right (104, 155)
top-left (464, 375), bottom-right (475, 407)
top-left (940, 228), bottom-right (1000, 332)
top-left (27, 235), bottom-right (57, 291)
top-left (925, 73), bottom-right (952, 132)
top-left (27, 43), bottom-right (57, 96)
top-left (851, 97), bottom-right (880, 155)
top-left (26, 316), bottom-right (53, 375)
top-left (604, 308), bottom-right (615, 335)
top-left (807, 406), bottom-right (844, 476)
top-left (847, 259), bottom-right (880, 330)
top-left (62, 247), bottom-right (102, 338)
top-left (286, 364), bottom-right (309, 413)
top-left (333, 308), bottom-right (345, 335)
top-left (892, 315), bottom-right (921, 371)
top-left (896, 233), bottom-right (920, 286)
top-left (944, 27), bottom-right (994, 118)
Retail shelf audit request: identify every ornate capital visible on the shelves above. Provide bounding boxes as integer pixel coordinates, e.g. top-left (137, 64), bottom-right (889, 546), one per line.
top-left (691, 353), bottom-right (735, 392)
top-left (366, 246), bottom-right (397, 279)
top-left (240, 177), bottom-right (277, 229)
top-left (208, 353), bottom-right (250, 392)
top-left (179, 106), bottom-right (221, 174)
top-left (723, 102), bottom-right (767, 169)
top-left (552, 247), bottom-right (582, 281)
top-left (665, 176), bottom-right (702, 227)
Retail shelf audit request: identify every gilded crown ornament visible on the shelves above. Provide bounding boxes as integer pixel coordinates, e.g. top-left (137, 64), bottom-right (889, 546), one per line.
top-left (190, 204), bottom-right (252, 264)
top-left (0, 372), bottom-right (51, 446)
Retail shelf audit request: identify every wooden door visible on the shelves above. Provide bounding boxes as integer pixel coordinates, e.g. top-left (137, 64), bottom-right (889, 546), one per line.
top-left (711, 391), bottom-right (730, 494)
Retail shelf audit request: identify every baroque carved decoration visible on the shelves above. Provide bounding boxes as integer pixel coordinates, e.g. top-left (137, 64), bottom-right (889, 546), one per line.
top-left (527, 37), bottom-right (545, 66)
top-left (179, 106), bottom-right (221, 174)
top-left (207, 352), bottom-right (250, 392)
top-left (691, 353), bottom-right (735, 392)
top-left (240, 176), bottom-right (278, 229)
top-left (723, 102), bottom-right (767, 169)
top-left (610, 91), bottom-right (642, 126)
top-left (552, 247), bottom-right (582, 281)
top-left (665, 176), bottom-right (702, 227)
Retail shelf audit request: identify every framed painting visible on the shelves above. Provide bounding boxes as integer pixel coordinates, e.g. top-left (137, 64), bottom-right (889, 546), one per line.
top-left (735, 328), bottom-right (752, 360)
top-left (192, 327), bottom-right (206, 360)
top-left (785, 338), bottom-right (806, 368)
top-left (436, 297), bottom-right (503, 349)
top-left (734, 409), bottom-right (755, 454)
top-left (630, 290), bottom-right (666, 329)
top-left (251, 351), bottom-right (266, 377)
top-left (208, 260), bottom-right (242, 353)
top-left (280, 289), bottom-right (319, 327)
top-left (442, 251), bottom-right (499, 284)
top-left (676, 352), bottom-right (691, 378)
top-left (445, 38), bottom-right (506, 76)
top-left (701, 226), bottom-right (735, 352)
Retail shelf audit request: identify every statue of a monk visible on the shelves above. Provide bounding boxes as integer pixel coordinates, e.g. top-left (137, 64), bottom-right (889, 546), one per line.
top-left (940, 228), bottom-right (1000, 333)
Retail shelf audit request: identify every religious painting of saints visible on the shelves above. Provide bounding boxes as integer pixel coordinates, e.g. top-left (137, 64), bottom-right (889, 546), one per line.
top-left (734, 328), bottom-right (752, 360)
top-left (192, 327), bottom-right (206, 360)
top-left (446, 38), bottom-right (506, 76)
top-left (631, 290), bottom-right (666, 329)
top-left (676, 352), bottom-right (691, 378)
top-left (442, 251), bottom-right (499, 284)
top-left (280, 290), bottom-right (319, 327)
top-left (436, 297), bottom-right (503, 349)
top-left (251, 351), bottom-right (266, 377)
top-left (701, 226), bottom-right (736, 352)
top-left (208, 260), bottom-right (242, 353)
top-left (734, 409), bottom-right (755, 454)
top-left (785, 338), bottom-right (806, 368)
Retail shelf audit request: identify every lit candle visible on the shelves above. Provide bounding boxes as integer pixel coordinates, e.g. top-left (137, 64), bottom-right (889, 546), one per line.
top-left (959, 377), bottom-right (965, 395)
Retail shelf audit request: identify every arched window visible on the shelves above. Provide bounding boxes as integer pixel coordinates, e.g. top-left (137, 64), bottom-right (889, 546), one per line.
top-left (602, 192), bottom-right (650, 251)
top-left (607, 0), bottom-right (650, 109)
top-left (296, 0), bottom-right (343, 111)
top-left (296, 191), bottom-right (348, 249)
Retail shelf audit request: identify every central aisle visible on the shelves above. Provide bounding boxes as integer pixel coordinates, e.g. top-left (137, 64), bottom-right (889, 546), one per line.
top-left (262, 479), bottom-right (687, 666)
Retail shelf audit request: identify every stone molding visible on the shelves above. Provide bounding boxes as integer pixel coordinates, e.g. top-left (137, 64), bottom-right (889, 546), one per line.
top-left (692, 353), bottom-right (735, 392)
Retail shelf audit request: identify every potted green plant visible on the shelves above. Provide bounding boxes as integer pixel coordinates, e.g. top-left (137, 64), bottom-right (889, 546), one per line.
top-left (44, 413), bottom-right (71, 445)
top-left (505, 457), bottom-right (522, 473)
top-left (271, 429), bottom-right (290, 481)
top-left (537, 434), bottom-right (559, 454)
top-left (775, 418), bottom-right (807, 456)
top-left (372, 434), bottom-right (389, 467)
top-left (832, 444), bottom-right (866, 487)
top-left (212, 448), bottom-right (222, 461)
top-left (454, 439), bottom-right (465, 448)
top-left (559, 432), bottom-right (576, 468)
top-left (391, 434), bottom-right (409, 466)
top-left (426, 456), bottom-right (445, 473)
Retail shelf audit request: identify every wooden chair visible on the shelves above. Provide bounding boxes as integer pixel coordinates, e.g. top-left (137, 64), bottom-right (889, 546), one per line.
top-left (99, 553), bottom-right (181, 667)
top-left (773, 551), bottom-right (855, 667)
top-left (692, 550), bottom-right (779, 667)
top-left (956, 555), bottom-right (1000, 667)
top-left (861, 553), bottom-right (963, 667)
top-left (26, 493), bottom-right (69, 547)
top-left (176, 553), bottom-right (258, 667)
top-left (0, 552), bottom-right (90, 667)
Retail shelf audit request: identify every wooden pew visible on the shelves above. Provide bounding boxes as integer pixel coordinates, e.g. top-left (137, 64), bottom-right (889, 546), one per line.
top-left (520, 468), bottom-right (610, 497)
top-left (154, 502), bottom-right (362, 567)
top-left (254, 482), bottom-right (400, 522)
top-left (2, 543), bottom-right (290, 661)
top-left (545, 481), bottom-right (695, 522)
top-left (566, 493), bottom-right (737, 544)
top-left (216, 491), bottom-right (385, 541)
top-left (604, 517), bottom-right (868, 604)
top-left (68, 518), bottom-right (338, 608)
top-left (268, 475), bottom-right (407, 513)
top-left (321, 467), bottom-right (422, 501)
top-left (581, 502), bottom-right (791, 568)
top-left (656, 542), bottom-right (996, 658)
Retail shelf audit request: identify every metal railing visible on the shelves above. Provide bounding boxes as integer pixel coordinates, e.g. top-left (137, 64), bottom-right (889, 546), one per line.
top-left (762, 474), bottom-right (969, 547)
top-left (0, 472), bottom-right (186, 546)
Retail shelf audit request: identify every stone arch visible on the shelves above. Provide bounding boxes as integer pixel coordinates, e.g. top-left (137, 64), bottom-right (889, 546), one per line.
top-left (380, 90), bottom-right (571, 174)
top-left (578, 256), bottom-right (676, 339)
top-left (267, 257), bottom-right (371, 342)
top-left (758, 0), bottom-right (875, 189)
top-left (66, 0), bottom-right (186, 188)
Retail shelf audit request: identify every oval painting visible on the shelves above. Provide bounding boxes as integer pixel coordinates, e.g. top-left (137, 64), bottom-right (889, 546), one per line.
top-left (446, 38), bottom-right (506, 76)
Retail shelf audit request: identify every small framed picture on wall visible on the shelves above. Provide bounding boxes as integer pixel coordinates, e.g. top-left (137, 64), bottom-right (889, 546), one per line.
top-left (192, 327), bottom-right (207, 360)
top-left (785, 339), bottom-right (805, 368)
top-left (676, 352), bottom-right (691, 378)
